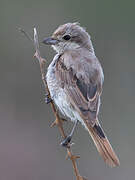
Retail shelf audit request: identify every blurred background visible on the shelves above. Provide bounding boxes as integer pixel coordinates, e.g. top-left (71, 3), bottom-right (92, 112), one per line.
top-left (0, 0), bottom-right (135, 179)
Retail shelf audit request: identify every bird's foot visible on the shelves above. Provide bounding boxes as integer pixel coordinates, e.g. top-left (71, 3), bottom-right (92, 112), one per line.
top-left (60, 135), bottom-right (72, 148)
top-left (45, 93), bottom-right (52, 104)
top-left (60, 120), bottom-right (78, 148)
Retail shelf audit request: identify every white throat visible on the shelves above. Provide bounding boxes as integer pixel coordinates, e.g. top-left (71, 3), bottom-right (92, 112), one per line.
top-left (52, 41), bottom-right (80, 54)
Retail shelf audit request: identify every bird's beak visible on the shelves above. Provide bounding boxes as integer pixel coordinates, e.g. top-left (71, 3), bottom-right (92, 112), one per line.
top-left (42, 37), bottom-right (59, 45)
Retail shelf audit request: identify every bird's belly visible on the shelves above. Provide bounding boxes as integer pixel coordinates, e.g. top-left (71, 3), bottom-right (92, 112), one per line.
top-left (46, 64), bottom-right (75, 121)
top-left (53, 88), bottom-right (77, 122)
top-left (53, 90), bottom-right (87, 129)
top-left (47, 74), bottom-right (80, 122)
top-left (46, 59), bottom-right (85, 125)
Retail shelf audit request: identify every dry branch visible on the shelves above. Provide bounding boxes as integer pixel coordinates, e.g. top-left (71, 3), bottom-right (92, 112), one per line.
top-left (19, 27), bottom-right (87, 180)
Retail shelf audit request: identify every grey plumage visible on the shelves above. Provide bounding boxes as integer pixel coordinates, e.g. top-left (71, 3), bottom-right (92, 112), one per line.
top-left (44, 22), bottom-right (120, 167)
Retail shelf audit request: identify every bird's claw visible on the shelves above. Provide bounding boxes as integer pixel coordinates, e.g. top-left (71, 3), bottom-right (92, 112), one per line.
top-left (45, 94), bottom-right (52, 104)
top-left (60, 135), bottom-right (72, 148)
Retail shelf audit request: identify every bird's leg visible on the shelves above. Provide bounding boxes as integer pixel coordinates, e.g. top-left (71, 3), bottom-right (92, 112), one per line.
top-left (61, 120), bottom-right (78, 148)
top-left (45, 93), bottom-right (52, 104)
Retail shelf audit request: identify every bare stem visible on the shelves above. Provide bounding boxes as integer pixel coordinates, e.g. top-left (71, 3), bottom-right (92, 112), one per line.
top-left (19, 27), bottom-right (87, 180)
top-left (19, 28), bottom-right (33, 42)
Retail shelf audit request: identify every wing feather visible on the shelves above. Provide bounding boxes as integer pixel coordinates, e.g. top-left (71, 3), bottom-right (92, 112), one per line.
top-left (55, 53), bottom-right (103, 126)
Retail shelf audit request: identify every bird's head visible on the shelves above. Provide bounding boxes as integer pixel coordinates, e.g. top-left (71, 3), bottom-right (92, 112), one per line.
top-left (42, 22), bottom-right (94, 54)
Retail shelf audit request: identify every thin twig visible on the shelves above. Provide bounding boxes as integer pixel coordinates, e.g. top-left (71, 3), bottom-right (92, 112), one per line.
top-left (19, 27), bottom-right (87, 180)
top-left (19, 28), bottom-right (33, 42)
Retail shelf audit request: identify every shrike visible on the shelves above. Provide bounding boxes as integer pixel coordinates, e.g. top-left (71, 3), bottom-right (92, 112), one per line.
top-left (43, 22), bottom-right (120, 167)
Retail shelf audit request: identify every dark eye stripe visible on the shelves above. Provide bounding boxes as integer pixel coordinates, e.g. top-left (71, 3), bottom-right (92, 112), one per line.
top-left (63, 35), bottom-right (71, 40)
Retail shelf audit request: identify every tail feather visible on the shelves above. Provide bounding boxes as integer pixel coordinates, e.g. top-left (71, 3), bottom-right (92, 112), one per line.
top-left (86, 122), bottom-right (120, 167)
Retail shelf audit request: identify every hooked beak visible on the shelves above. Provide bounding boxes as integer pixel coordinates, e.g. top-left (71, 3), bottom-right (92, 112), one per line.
top-left (42, 37), bottom-right (59, 45)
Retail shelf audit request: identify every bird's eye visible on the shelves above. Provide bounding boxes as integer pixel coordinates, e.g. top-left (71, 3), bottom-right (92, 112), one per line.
top-left (63, 35), bottom-right (71, 41)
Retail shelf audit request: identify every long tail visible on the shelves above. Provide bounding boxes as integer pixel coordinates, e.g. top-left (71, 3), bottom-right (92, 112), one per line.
top-left (86, 121), bottom-right (120, 167)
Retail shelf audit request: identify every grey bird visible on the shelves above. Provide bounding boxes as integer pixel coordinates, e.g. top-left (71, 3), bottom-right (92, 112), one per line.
top-left (43, 22), bottom-right (120, 167)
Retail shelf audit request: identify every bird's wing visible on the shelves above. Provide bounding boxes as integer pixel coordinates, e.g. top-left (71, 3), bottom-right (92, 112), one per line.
top-left (54, 53), bottom-right (120, 167)
top-left (55, 52), bottom-right (103, 126)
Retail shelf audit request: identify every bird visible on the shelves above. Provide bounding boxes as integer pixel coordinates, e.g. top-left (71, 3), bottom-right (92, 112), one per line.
top-left (42, 22), bottom-right (120, 167)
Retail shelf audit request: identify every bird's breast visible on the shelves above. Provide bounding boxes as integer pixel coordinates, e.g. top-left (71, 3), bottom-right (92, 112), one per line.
top-left (46, 55), bottom-right (60, 99)
top-left (46, 55), bottom-right (77, 122)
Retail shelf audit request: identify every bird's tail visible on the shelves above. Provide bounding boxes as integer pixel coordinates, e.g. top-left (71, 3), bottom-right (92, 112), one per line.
top-left (86, 121), bottom-right (120, 167)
